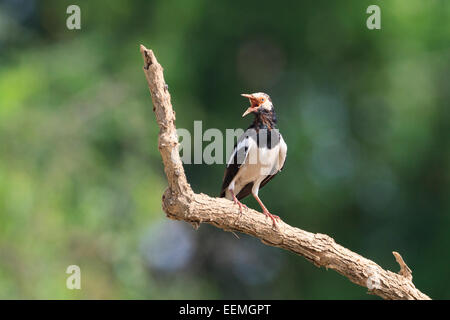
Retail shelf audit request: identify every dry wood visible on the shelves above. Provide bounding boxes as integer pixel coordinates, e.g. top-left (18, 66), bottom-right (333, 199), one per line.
top-left (139, 44), bottom-right (430, 300)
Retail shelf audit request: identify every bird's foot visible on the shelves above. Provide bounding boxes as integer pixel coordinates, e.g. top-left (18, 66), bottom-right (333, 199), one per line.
top-left (262, 209), bottom-right (280, 226)
top-left (233, 198), bottom-right (248, 215)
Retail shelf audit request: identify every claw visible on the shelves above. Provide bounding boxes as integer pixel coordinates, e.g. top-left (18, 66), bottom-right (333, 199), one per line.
top-left (262, 209), bottom-right (280, 226)
top-left (233, 197), bottom-right (248, 214)
top-left (252, 194), bottom-right (280, 226)
top-left (230, 190), bottom-right (248, 215)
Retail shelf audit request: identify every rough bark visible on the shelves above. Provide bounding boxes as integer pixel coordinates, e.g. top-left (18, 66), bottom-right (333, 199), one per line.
top-left (139, 44), bottom-right (431, 300)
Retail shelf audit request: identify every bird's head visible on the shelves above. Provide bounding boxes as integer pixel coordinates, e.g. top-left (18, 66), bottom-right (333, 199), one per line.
top-left (241, 92), bottom-right (273, 117)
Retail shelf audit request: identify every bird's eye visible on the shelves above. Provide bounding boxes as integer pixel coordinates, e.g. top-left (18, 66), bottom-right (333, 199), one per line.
top-left (261, 98), bottom-right (265, 102)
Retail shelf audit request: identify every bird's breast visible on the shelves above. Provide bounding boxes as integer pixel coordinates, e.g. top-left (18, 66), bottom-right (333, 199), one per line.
top-left (240, 144), bottom-right (281, 179)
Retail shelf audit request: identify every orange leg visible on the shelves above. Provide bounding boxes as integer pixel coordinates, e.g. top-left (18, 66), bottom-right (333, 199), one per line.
top-left (252, 193), bottom-right (280, 225)
top-left (230, 189), bottom-right (248, 214)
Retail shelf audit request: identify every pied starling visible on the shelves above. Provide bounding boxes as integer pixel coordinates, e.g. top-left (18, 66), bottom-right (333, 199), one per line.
top-left (220, 92), bottom-right (287, 225)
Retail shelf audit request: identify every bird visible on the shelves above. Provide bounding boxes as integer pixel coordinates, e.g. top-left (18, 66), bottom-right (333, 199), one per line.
top-left (220, 92), bottom-right (287, 225)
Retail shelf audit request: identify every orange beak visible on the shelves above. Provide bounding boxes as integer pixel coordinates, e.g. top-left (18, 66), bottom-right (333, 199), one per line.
top-left (241, 93), bottom-right (260, 117)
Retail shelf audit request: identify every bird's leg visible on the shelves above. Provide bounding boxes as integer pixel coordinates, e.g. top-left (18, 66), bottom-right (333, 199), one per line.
top-left (252, 193), bottom-right (280, 225)
top-left (230, 189), bottom-right (248, 214)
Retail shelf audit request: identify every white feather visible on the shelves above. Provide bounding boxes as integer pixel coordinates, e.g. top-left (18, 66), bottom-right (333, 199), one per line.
top-left (226, 132), bottom-right (287, 199)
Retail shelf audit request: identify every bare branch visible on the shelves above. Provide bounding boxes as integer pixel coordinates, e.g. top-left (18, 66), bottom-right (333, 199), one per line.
top-left (139, 44), bottom-right (431, 300)
top-left (393, 251), bottom-right (413, 281)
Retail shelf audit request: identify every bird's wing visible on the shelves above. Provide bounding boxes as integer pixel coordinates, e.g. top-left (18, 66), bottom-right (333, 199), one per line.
top-left (277, 134), bottom-right (288, 171)
top-left (220, 131), bottom-right (255, 197)
top-left (237, 134), bottom-right (287, 199)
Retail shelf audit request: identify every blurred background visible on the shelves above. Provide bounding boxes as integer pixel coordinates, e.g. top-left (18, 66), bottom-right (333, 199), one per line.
top-left (0, 0), bottom-right (449, 299)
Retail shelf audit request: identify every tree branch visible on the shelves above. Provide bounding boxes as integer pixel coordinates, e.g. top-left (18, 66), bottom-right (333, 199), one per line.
top-left (139, 44), bottom-right (431, 300)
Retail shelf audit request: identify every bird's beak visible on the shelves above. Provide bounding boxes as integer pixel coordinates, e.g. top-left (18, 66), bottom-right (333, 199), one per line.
top-left (241, 93), bottom-right (259, 117)
top-left (242, 107), bottom-right (255, 117)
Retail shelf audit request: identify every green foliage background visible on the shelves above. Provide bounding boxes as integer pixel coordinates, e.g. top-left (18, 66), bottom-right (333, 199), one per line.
top-left (0, 0), bottom-right (449, 299)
